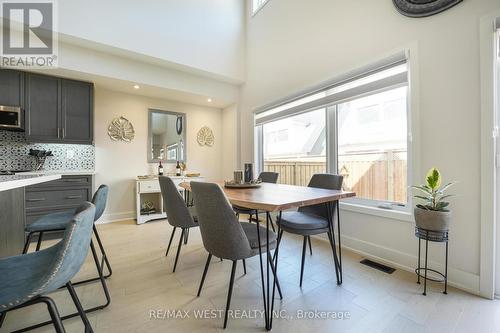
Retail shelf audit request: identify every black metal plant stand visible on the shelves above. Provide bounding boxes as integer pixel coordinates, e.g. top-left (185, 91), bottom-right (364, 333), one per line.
top-left (415, 226), bottom-right (448, 296)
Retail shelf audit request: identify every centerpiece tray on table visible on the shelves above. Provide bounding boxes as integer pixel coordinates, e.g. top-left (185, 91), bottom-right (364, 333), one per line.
top-left (224, 179), bottom-right (262, 189)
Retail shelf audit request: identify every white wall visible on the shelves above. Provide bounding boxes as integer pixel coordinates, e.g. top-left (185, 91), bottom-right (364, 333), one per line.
top-left (241, 0), bottom-right (500, 294)
top-left (222, 104), bottom-right (239, 179)
top-left (94, 88), bottom-right (223, 222)
top-left (58, 0), bottom-right (246, 82)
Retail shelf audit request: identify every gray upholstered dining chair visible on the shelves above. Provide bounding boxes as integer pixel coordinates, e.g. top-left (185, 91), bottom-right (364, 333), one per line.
top-left (191, 181), bottom-right (282, 329)
top-left (277, 174), bottom-right (343, 287)
top-left (159, 176), bottom-right (199, 272)
top-left (22, 185), bottom-right (111, 311)
top-left (233, 171), bottom-right (279, 231)
top-left (0, 202), bottom-right (97, 333)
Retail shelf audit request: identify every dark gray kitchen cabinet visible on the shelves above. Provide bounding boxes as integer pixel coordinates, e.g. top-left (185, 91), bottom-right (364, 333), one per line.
top-left (23, 72), bottom-right (94, 144)
top-left (61, 79), bottom-right (93, 143)
top-left (0, 69), bottom-right (24, 107)
top-left (25, 175), bottom-right (94, 229)
top-left (25, 73), bottom-right (61, 142)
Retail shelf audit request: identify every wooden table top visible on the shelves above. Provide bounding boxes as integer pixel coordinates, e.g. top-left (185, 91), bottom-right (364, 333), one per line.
top-left (179, 181), bottom-right (356, 212)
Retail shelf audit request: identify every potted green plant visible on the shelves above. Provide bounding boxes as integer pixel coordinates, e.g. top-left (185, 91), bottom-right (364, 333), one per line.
top-left (412, 168), bottom-right (455, 232)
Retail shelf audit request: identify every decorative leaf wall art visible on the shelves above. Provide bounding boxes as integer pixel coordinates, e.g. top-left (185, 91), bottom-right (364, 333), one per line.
top-left (392, 0), bottom-right (462, 18)
top-left (197, 126), bottom-right (214, 147)
top-left (108, 116), bottom-right (135, 142)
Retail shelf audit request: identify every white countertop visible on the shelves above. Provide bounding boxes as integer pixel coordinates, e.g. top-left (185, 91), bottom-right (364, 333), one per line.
top-left (22, 170), bottom-right (96, 176)
top-left (0, 174), bottom-right (62, 192)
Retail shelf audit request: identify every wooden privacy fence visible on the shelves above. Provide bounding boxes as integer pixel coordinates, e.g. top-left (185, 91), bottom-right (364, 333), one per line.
top-left (264, 150), bottom-right (407, 204)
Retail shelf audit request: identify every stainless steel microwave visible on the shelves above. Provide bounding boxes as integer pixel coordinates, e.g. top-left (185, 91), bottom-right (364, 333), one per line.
top-left (0, 105), bottom-right (24, 131)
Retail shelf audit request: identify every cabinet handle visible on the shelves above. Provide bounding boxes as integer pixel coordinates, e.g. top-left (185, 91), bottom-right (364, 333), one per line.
top-left (66, 195), bottom-right (82, 199)
top-left (62, 179), bottom-right (83, 183)
top-left (27, 198), bottom-right (45, 202)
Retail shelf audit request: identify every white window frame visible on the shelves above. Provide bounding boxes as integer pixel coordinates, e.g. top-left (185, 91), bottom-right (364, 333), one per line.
top-left (252, 0), bottom-right (270, 16)
top-left (254, 52), bottom-right (413, 215)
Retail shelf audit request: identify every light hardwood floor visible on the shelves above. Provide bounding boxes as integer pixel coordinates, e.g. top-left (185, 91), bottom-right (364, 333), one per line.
top-left (2, 219), bottom-right (500, 333)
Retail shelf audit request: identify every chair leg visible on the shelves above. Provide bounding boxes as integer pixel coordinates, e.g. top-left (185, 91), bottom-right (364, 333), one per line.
top-left (307, 236), bottom-right (313, 255)
top-left (223, 261), bottom-right (237, 329)
top-left (93, 225), bottom-right (112, 278)
top-left (173, 228), bottom-right (185, 272)
top-left (89, 241), bottom-right (112, 308)
top-left (248, 213), bottom-right (253, 223)
top-left (0, 311), bottom-right (6, 328)
top-left (184, 228), bottom-right (189, 245)
top-left (197, 253), bottom-right (212, 296)
top-left (165, 227), bottom-right (177, 257)
top-left (267, 253), bottom-right (283, 299)
top-left (300, 236), bottom-right (307, 287)
top-left (35, 232), bottom-right (44, 251)
top-left (242, 259), bottom-right (247, 275)
top-left (41, 296), bottom-right (66, 333)
top-left (66, 282), bottom-right (94, 333)
top-left (22, 232), bottom-right (34, 254)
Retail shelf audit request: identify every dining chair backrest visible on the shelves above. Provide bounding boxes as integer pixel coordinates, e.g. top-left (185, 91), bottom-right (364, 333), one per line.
top-left (298, 174), bottom-right (343, 219)
top-left (159, 176), bottom-right (196, 228)
top-left (190, 182), bottom-right (253, 260)
top-left (41, 202), bottom-right (96, 294)
top-left (92, 184), bottom-right (109, 222)
top-left (258, 172), bottom-right (279, 184)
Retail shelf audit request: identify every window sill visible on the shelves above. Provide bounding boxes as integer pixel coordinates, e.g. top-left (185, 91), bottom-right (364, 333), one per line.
top-left (340, 202), bottom-right (414, 223)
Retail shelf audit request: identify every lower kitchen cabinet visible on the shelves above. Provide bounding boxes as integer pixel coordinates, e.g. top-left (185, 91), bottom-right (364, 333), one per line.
top-left (25, 175), bottom-right (94, 236)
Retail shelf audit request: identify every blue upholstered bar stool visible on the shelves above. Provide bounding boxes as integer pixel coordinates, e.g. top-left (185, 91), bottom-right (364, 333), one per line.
top-left (23, 185), bottom-right (112, 280)
top-left (0, 202), bottom-right (97, 333)
top-left (22, 185), bottom-right (111, 314)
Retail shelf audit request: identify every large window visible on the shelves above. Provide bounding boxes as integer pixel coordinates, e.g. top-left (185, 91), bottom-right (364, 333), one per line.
top-left (263, 108), bottom-right (326, 186)
top-left (337, 87), bottom-right (408, 204)
top-left (255, 53), bottom-right (410, 209)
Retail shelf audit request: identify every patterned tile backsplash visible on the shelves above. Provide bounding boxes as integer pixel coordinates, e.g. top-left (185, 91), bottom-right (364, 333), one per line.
top-left (0, 130), bottom-right (95, 171)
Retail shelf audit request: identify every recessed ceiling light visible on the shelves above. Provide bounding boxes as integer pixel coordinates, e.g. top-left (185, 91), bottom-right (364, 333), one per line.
top-left (207, 98), bottom-right (212, 103)
top-left (133, 84), bottom-right (140, 89)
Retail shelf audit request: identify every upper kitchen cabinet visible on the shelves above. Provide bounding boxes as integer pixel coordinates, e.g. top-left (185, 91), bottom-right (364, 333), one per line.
top-left (0, 69), bottom-right (24, 107)
top-left (61, 79), bottom-right (93, 143)
top-left (25, 73), bottom-right (61, 142)
top-left (24, 72), bottom-right (94, 144)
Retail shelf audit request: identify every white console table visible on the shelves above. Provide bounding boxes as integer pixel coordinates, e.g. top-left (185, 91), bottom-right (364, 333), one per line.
top-left (135, 176), bottom-right (204, 225)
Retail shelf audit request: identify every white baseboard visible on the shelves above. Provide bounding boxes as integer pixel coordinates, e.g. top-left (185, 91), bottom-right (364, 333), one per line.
top-left (312, 234), bottom-right (481, 297)
top-left (97, 211), bottom-right (135, 224)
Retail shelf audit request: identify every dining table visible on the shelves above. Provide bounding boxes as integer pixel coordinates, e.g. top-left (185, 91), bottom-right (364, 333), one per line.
top-left (179, 181), bottom-right (355, 330)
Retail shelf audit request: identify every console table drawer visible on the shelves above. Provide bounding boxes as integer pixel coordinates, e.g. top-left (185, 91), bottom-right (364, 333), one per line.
top-left (26, 188), bottom-right (89, 209)
top-left (139, 180), bottom-right (160, 193)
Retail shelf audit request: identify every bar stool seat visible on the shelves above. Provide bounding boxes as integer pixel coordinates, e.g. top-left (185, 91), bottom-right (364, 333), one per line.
top-left (0, 246), bottom-right (60, 306)
top-left (26, 211), bottom-right (74, 232)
